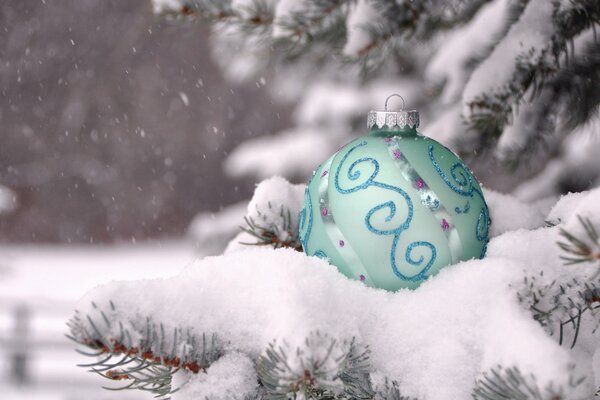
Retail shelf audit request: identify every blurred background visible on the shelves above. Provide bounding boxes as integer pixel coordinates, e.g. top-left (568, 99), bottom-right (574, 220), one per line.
top-left (2, 0), bottom-right (599, 398)
top-left (0, 1), bottom-right (287, 398)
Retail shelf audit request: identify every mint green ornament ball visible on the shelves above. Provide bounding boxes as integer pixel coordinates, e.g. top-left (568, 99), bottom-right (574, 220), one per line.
top-left (298, 96), bottom-right (491, 291)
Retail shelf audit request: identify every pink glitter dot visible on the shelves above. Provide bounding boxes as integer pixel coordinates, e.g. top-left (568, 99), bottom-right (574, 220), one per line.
top-left (441, 218), bottom-right (450, 231)
top-left (321, 208), bottom-right (328, 217)
top-left (415, 178), bottom-right (425, 189)
top-left (359, 275), bottom-right (366, 282)
top-left (393, 150), bottom-right (402, 159)
top-left (339, 240), bottom-right (345, 247)
top-left (321, 170), bottom-right (328, 177)
top-left (385, 137), bottom-right (392, 143)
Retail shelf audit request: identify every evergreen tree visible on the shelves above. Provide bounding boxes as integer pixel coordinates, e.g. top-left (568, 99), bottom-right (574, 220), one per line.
top-left (153, 0), bottom-right (600, 199)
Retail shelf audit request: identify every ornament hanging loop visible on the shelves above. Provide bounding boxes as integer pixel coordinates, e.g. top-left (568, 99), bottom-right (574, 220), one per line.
top-left (368, 94), bottom-right (419, 130)
top-left (384, 94), bottom-right (405, 112)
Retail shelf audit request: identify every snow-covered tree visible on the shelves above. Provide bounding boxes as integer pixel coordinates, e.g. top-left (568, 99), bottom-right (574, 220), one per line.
top-left (153, 0), bottom-right (599, 195)
top-left (153, 0), bottom-right (600, 250)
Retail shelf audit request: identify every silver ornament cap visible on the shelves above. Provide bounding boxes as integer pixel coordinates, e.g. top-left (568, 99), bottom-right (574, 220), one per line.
top-left (367, 94), bottom-right (420, 130)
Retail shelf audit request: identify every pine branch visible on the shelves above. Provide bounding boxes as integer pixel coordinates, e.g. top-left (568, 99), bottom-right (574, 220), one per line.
top-left (494, 38), bottom-right (600, 161)
top-left (374, 379), bottom-right (417, 400)
top-left (275, 0), bottom-right (350, 57)
top-left (472, 365), bottom-right (584, 400)
top-left (70, 302), bottom-right (422, 400)
top-left (257, 332), bottom-right (374, 400)
top-left (161, 0), bottom-right (275, 33)
top-left (239, 203), bottom-right (303, 251)
top-left (518, 273), bottom-right (600, 348)
top-left (467, 46), bottom-right (559, 142)
top-left (158, 0), bottom-right (494, 75)
top-left (552, 39), bottom-right (600, 130)
top-left (66, 300), bottom-right (223, 398)
top-left (558, 216), bottom-right (600, 265)
top-left (516, 216), bottom-right (600, 348)
top-left (355, 0), bottom-right (492, 59)
top-left (466, 0), bottom-right (600, 141)
top-left (516, 272), bottom-right (560, 329)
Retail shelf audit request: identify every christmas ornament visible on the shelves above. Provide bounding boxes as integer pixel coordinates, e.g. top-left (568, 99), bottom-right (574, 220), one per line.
top-left (298, 95), bottom-right (491, 291)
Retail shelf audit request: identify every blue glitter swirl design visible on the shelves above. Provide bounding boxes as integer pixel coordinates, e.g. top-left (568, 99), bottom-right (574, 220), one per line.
top-left (405, 241), bottom-right (437, 280)
top-left (454, 201), bottom-right (471, 214)
top-left (428, 145), bottom-right (491, 257)
top-left (334, 140), bottom-right (436, 282)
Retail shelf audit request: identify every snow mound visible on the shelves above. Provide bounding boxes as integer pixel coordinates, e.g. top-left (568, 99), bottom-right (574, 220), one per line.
top-left (547, 190), bottom-right (590, 224)
top-left (76, 249), bottom-right (576, 399)
top-left (72, 188), bottom-right (600, 399)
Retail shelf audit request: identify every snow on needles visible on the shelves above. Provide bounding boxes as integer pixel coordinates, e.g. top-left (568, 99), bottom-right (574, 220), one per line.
top-left (75, 249), bottom-right (571, 399)
top-left (73, 188), bottom-right (600, 399)
top-left (151, 0), bottom-right (183, 14)
top-left (343, 0), bottom-right (378, 57)
top-left (425, 0), bottom-right (510, 105)
top-left (246, 176), bottom-right (305, 237)
top-left (462, 0), bottom-right (556, 118)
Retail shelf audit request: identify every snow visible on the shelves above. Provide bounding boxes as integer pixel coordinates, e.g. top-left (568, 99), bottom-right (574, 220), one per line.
top-left (562, 188), bottom-right (600, 237)
top-left (224, 128), bottom-right (336, 180)
top-left (178, 91), bottom-right (189, 106)
top-left (425, 0), bottom-right (510, 104)
top-left (420, 104), bottom-right (466, 150)
top-left (514, 118), bottom-right (600, 201)
top-left (483, 188), bottom-right (547, 237)
top-left (547, 191), bottom-right (590, 224)
top-left (75, 247), bottom-right (583, 399)
top-left (0, 184), bottom-right (17, 214)
top-left (225, 177), bottom-right (304, 253)
top-left (0, 243), bottom-right (193, 302)
top-left (174, 353), bottom-right (258, 400)
top-left (151, 0), bottom-right (182, 14)
top-left (188, 201), bottom-right (248, 255)
top-left (224, 78), bottom-right (423, 180)
top-left (72, 187), bottom-right (600, 399)
top-left (210, 26), bottom-right (270, 83)
top-left (462, 0), bottom-right (556, 118)
top-left (246, 176), bottom-right (305, 230)
top-left (0, 242), bottom-right (196, 400)
top-left (294, 82), bottom-right (364, 127)
top-left (272, 0), bottom-right (306, 38)
top-left (343, 0), bottom-right (378, 57)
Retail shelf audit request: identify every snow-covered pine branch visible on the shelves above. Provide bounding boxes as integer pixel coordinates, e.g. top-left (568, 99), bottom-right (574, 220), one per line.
top-left (463, 0), bottom-right (600, 147)
top-left (69, 179), bottom-right (600, 399)
top-left (226, 176), bottom-right (305, 253)
top-left (153, 0), bottom-right (600, 197)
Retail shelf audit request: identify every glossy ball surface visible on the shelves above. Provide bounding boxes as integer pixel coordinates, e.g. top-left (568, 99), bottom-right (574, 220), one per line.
top-left (298, 127), bottom-right (491, 291)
